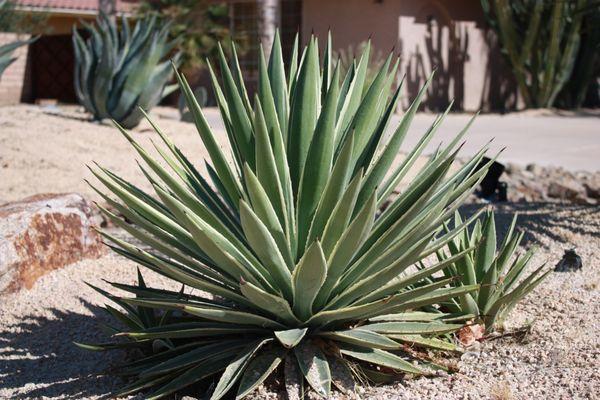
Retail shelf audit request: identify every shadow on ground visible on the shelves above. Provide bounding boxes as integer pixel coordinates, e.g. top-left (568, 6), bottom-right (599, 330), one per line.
top-left (0, 300), bottom-right (124, 399)
top-left (459, 201), bottom-right (600, 247)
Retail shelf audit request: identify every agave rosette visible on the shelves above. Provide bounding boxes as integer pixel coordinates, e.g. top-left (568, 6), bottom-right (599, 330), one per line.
top-left (435, 210), bottom-right (549, 332)
top-left (72, 13), bottom-right (180, 128)
top-left (84, 32), bottom-right (498, 399)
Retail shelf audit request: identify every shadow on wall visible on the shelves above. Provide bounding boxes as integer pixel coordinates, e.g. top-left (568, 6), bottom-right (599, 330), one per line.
top-left (404, 16), bottom-right (469, 112)
top-left (479, 28), bottom-right (519, 112)
top-left (400, 1), bottom-right (519, 112)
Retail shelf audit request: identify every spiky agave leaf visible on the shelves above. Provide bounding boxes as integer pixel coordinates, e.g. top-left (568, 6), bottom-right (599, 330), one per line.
top-left (72, 12), bottom-right (180, 128)
top-left (437, 210), bottom-right (549, 332)
top-left (85, 32), bottom-right (496, 399)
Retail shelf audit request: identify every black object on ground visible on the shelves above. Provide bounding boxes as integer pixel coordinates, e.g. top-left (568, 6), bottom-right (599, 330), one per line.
top-left (473, 157), bottom-right (507, 201)
top-left (554, 249), bottom-right (583, 272)
top-left (497, 181), bottom-right (508, 202)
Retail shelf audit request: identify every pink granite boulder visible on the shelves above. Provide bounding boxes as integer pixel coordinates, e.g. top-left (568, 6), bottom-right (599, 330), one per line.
top-left (0, 193), bottom-right (104, 293)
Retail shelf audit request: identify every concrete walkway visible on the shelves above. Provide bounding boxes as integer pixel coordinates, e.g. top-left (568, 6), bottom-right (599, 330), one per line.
top-left (202, 108), bottom-right (599, 172)
top-left (404, 113), bottom-right (600, 172)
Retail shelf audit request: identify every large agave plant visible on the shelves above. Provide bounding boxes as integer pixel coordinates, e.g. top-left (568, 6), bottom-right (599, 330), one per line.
top-left (83, 32), bottom-right (499, 399)
top-left (436, 210), bottom-right (549, 332)
top-left (72, 13), bottom-right (180, 129)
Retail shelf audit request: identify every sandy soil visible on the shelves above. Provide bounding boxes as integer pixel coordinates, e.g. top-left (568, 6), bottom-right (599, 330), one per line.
top-left (1, 105), bottom-right (599, 399)
top-left (0, 105), bottom-right (228, 205)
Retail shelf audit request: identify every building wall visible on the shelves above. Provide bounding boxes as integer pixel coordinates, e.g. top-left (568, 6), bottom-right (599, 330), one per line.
top-left (1, 13), bottom-right (97, 104)
top-left (0, 33), bottom-right (32, 105)
top-left (43, 14), bottom-right (96, 35)
top-left (301, 0), bottom-right (518, 111)
top-left (229, 0), bottom-right (303, 97)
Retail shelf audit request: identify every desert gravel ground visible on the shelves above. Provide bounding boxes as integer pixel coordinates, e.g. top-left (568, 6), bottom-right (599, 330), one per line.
top-left (1, 203), bottom-right (598, 399)
top-left (0, 105), bottom-right (226, 205)
top-left (0, 105), bottom-right (433, 205)
top-left (1, 106), bottom-right (599, 399)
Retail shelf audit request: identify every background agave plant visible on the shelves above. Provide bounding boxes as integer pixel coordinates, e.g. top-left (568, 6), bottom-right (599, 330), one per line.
top-left (83, 32), bottom-right (500, 399)
top-left (178, 85), bottom-right (208, 121)
top-left (72, 13), bottom-right (180, 129)
top-left (436, 210), bottom-right (549, 332)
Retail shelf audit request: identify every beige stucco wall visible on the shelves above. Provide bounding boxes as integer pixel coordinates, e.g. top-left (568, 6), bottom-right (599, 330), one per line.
top-left (0, 33), bottom-right (32, 106)
top-left (302, 0), bottom-right (518, 111)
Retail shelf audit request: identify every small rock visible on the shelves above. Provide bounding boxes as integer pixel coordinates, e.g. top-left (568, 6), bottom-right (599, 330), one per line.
top-left (460, 351), bottom-right (479, 362)
top-left (0, 193), bottom-right (104, 293)
top-left (508, 180), bottom-right (546, 202)
top-left (505, 163), bottom-right (522, 175)
top-left (525, 163), bottom-right (543, 175)
top-left (582, 180), bottom-right (600, 199)
top-left (435, 370), bottom-right (450, 378)
top-left (547, 179), bottom-right (587, 202)
top-left (457, 324), bottom-right (485, 347)
top-left (554, 249), bottom-right (583, 272)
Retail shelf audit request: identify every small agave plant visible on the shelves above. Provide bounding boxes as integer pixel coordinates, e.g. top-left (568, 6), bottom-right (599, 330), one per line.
top-left (435, 210), bottom-right (549, 332)
top-left (81, 32), bottom-right (499, 399)
top-left (72, 13), bottom-right (180, 129)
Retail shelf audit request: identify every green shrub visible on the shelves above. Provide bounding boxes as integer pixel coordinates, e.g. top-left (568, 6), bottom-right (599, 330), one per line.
top-left (72, 13), bottom-right (180, 128)
top-left (481, 0), bottom-right (598, 109)
top-left (82, 32), bottom-right (498, 399)
top-left (0, 0), bottom-right (48, 34)
top-left (137, 0), bottom-right (231, 72)
top-left (436, 210), bottom-right (549, 332)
